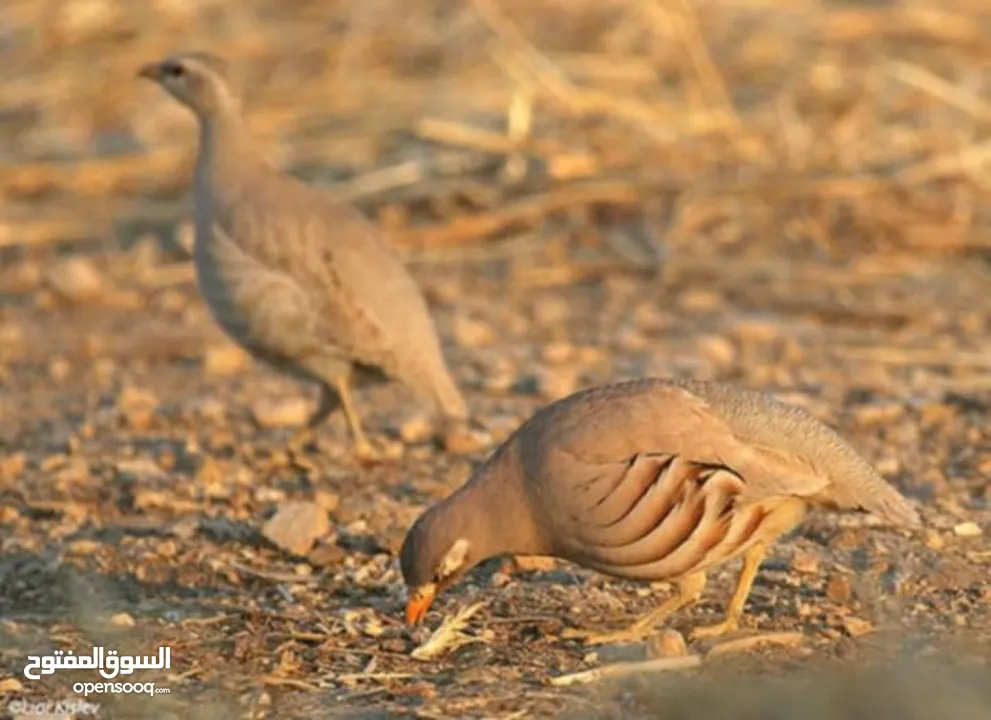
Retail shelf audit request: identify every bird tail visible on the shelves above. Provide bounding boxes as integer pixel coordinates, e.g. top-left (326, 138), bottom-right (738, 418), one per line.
top-left (860, 480), bottom-right (921, 528)
top-left (432, 368), bottom-right (468, 421)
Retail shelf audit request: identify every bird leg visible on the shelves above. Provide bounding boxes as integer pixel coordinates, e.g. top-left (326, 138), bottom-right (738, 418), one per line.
top-left (308, 381), bottom-right (341, 429)
top-left (690, 541), bottom-right (765, 639)
top-left (288, 382), bottom-right (339, 453)
top-left (691, 497), bottom-right (807, 639)
top-left (566, 571), bottom-right (707, 646)
top-left (333, 374), bottom-right (379, 463)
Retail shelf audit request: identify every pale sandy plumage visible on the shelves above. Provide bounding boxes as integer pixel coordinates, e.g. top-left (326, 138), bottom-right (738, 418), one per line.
top-left (138, 52), bottom-right (467, 459)
top-left (400, 378), bottom-right (920, 641)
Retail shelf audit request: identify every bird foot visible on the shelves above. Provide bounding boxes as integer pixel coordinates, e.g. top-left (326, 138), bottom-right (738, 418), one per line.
top-left (352, 439), bottom-right (383, 466)
top-left (689, 618), bottom-right (739, 640)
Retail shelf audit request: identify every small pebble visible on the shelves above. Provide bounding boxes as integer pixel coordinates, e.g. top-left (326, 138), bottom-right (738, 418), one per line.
top-left (842, 617), bottom-right (873, 638)
top-left (953, 521), bottom-right (982, 538)
top-left (307, 540), bottom-right (345, 567)
top-left (790, 548), bottom-right (821, 575)
top-left (535, 365), bottom-right (580, 401)
top-left (251, 397), bottom-right (310, 428)
top-left (512, 556), bottom-right (557, 572)
top-left (110, 612), bottom-right (136, 628)
top-left (695, 334), bottom-right (736, 368)
top-left (46, 256), bottom-right (107, 304)
top-left (203, 344), bottom-right (249, 375)
top-left (647, 629), bottom-right (688, 658)
top-left (452, 313), bottom-right (495, 348)
top-left (923, 529), bottom-right (945, 550)
top-left (116, 386), bottom-right (160, 430)
top-left (825, 572), bottom-right (853, 604)
top-left (400, 414), bottom-right (433, 444)
top-left (262, 501), bottom-right (330, 556)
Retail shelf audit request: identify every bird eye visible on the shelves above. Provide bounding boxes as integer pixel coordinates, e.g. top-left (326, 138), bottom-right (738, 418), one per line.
top-left (164, 64), bottom-right (185, 78)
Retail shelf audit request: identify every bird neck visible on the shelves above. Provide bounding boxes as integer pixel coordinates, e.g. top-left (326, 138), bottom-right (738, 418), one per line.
top-left (196, 110), bottom-right (268, 188)
top-left (447, 446), bottom-right (550, 561)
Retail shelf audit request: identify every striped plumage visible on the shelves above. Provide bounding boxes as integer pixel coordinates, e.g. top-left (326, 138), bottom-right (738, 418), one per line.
top-left (138, 52), bottom-right (467, 459)
top-left (400, 378), bottom-right (920, 641)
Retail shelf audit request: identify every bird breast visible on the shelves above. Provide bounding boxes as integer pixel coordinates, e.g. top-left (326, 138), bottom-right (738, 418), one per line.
top-left (193, 220), bottom-right (320, 365)
top-left (564, 453), bottom-right (771, 582)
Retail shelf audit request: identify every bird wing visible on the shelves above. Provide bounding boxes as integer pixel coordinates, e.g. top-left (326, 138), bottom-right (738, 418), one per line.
top-left (522, 379), bottom-right (831, 505)
top-left (212, 172), bottom-right (451, 389)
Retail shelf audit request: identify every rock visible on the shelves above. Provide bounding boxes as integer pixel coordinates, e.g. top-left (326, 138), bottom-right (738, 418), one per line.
top-left (790, 548), bottom-right (821, 575)
top-left (251, 397), bottom-right (310, 428)
top-left (116, 386), bottom-right (159, 430)
top-left (0, 677), bottom-right (24, 693)
top-left (511, 556), bottom-right (557, 572)
top-left (825, 572), bottom-right (853, 604)
top-left (452, 313), bottom-right (495, 348)
top-left (923, 529), bottom-right (946, 550)
top-left (157, 539), bottom-right (178, 559)
top-left (0, 453), bottom-right (26, 479)
top-left (307, 540), bottom-right (346, 567)
top-left (842, 616), bottom-right (873, 638)
top-left (953, 521), bottom-right (982, 538)
top-left (615, 326), bottom-right (648, 352)
top-left (541, 342), bottom-right (575, 364)
top-left (531, 294), bottom-right (570, 326)
top-left (314, 490), bottom-right (340, 513)
top-left (65, 539), bottom-right (103, 556)
top-left (0, 322), bottom-right (24, 359)
top-left (203, 344), bottom-right (249, 375)
top-left (442, 426), bottom-right (490, 455)
top-left (695, 335), bottom-right (736, 368)
top-left (535, 364), bottom-right (580, 401)
top-left (115, 458), bottom-right (167, 483)
top-left (679, 289), bottom-right (723, 312)
top-left (46, 256), bottom-right (107, 304)
top-left (0, 260), bottom-right (41, 294)
top-left (851, 402), bottom-right (904, 427)
top-left (109, 612), bottom-right (135, 628)
top-left (262, 501), bottom-right (330, 556)
top-left (730, 318), bottom-right (780, 343)
top-left (400, 414), bottom-right (433, 444)
top-left (48, 356), bottom-right (72, 381)
top-left (647, 629), bottom-right (688, 658)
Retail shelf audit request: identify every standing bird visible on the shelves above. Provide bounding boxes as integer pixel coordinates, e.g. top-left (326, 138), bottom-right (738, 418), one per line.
top-left (137, 53), bottom-right (468, 461)
top-left (400, 378), bottom-right (920, 644)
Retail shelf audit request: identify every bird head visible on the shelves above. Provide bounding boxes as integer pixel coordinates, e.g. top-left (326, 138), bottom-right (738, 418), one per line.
top-left (399, 505), bottom-right (480, 626)
top-left (138, 52), bottom-right (241, 118)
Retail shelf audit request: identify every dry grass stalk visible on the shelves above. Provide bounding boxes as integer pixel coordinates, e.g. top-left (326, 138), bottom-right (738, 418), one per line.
top-left (706, 632), bottom-right (804, 658)
top-left (549, 655), bottom-right (702, 686)
top-left (411, 601), bottom-right (487, 660)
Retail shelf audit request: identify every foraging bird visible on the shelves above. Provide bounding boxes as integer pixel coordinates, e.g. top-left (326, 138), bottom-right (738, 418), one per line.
top-left (399, 378), bottom-right (920, 643)
top-left (138, 53), bottom-right (468, 460)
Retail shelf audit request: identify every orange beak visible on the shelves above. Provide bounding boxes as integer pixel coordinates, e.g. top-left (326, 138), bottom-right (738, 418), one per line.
top-left (405, 584), bottom-right (437, 626)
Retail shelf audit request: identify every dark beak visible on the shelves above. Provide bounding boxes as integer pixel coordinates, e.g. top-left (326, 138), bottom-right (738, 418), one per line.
top-left (137, 63), bottom-right (161, 81)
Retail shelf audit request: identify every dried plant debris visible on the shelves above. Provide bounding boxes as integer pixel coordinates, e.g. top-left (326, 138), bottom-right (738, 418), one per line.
top-left (411, 602), bottom-right (488, 661)
top-left (550, 655), bottom-right (702, 687)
